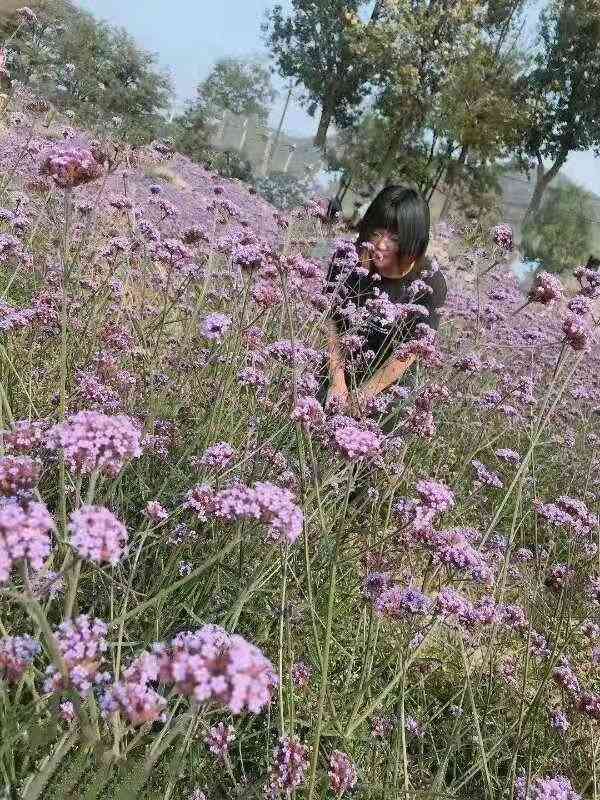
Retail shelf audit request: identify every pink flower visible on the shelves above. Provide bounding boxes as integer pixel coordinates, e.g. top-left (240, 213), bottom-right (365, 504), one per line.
top-left (40, 147), bottom-right (102, 188)
top-left (527, 271), bottom-right (563, 305)
top-left (101, 680), bottom-right (166, 727)
top-left (0, 635), bottom-right (40, 683)
top-left (205, 722), bottom-right (235, 761)
top-left (292, 397), bottom-right (325, 430)
top-left (331, 417), bottom-right (383, 460)
top-left (0, 501), bottom-right (55, 583)
top-left (291, 660), bottom-right (312, 689)
top-left (69, 506), bottom-right (128, 565)
top-left (492, 224), bottom-right (513, 251)
top-left (0, 456), bottom-right (41, 496)
top-left (328, 750), bottom-right (357, 797)
top-left (44, 615), bottom-right (109, 695)
top-left (200, 313), bottom-right (231, 342)
top-left (266, 735), bottom-right (310, 797)
top-left (144, 501), bottom-right (168, 523)
top-left (195, 442), bottom-right (236, 471)
top-left (46, 411), bottom-right (142, 476)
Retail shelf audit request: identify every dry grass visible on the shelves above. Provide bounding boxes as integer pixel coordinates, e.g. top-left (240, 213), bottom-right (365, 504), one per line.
top-left (143, 163), bottom-right (190, 191)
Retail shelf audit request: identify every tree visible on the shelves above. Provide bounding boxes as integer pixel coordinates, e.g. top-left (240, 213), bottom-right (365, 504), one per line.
top-left (519, 0), bottom-right (600, 221)
top-left (522, 182), bottom-right (594, 272)
top-left (195, 57), bottom-right (275, 124)
top-left (1, 0), bottom-right (172, 143)
top-left (262, 0), bottom-right (378, 149)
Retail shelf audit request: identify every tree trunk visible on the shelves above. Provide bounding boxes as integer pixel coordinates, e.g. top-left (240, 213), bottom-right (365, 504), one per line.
top-left (523, 156), bottom-right (565, 224)
top-left (313, 103), bottom-right (334, 149)
top-left (439, 145), bottom-right (468, 220)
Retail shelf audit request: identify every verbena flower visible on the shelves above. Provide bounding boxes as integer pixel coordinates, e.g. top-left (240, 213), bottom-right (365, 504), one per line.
top-left (195, 442), bottom-right (236, 471)
top-left (471, 460), bottom-right (503, 489)
top-left (0, 635), bottom-right (40, 683)
top-left (200, 313), bottom-right (231, 342)
top-left (156, 624), bottom-right (276, 714)
top-left (492, 224), bottom-right (513, 251)
top-left (0, 455), bottom-right (41, 496)
top-left (292, 396), bottom-right (325, 430)
top-left (0, 500), bottom-right (55, 583)
top-left (527, 272), bottom-right (563, 305)
top-left (101, 680), bottom-right (167, 727)
top-left (205, 721), bottom-right (235, 761)
top-left (44, 615), bottom-right (109, 696)
top-left (549, 709), bottom-right (570, 732)
top-left (515, 774), bottom-right (580, 800)
top-left (328, 750), bottom-right (357, 797)
top-left (266, 735), bottom-right (310, 798)
top-left (371, 715), bottom-right (396, 738)
top-left (291, 661), bottom-right (312, 689)
top-left (46, 411), bottom-right (142, 476)
top-left (562, 314), bottom-right (591, 352)
top-left (330, 417), bottom-right (383, 460)
top-left (415, 479), bottom-right (455, 514)
top-left (374, 585), bottom-right (431, 619)
top-left (69, 505), bottom-right (128, 565)
top-left (40, 147), bottom-right (102, 188)
top-left (3, 419), bottom-right (47, 453)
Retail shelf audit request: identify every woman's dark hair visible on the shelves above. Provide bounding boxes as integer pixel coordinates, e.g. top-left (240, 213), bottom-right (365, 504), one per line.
top-left (586, 255), bottom-right (600, 270)
top-left (357, 185), bottom-right (430, 261)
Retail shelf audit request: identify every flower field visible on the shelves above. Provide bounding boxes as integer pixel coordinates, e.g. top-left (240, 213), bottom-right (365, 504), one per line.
top-left (2, 83), bottom-right (600, 800)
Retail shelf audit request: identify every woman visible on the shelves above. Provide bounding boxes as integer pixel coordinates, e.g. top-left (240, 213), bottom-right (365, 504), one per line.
top-left (322, 185), bottom-right (447, 413)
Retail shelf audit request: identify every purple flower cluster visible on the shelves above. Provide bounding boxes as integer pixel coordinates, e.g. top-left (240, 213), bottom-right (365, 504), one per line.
top-left (266, 735), bottom-right (310, 798)
top-left (492, 224), bottom-right (513, 251)
top-left (185, 481), bottom-right (303, 544)
top-left (145, 500), bottom-right (168, 523)
top-left (371, 715), bottom-right (396, 738)
top-left (374, 585), bottom-right (431, 619)
top-left (415, 479), bottom-right (455, 515)
top-left (195, 442), bottom-right (236, 471)
top-left (39, 147), bottom-right (102, 188)
top-left (205, 722), bottom-right (235, 761)
top-left (515, 774), bottom-right (580, 800)
top-left (292, 396), bottom-right (325, 430)
top-left (471, 460), bottom-right (504, 489)
top-left (527, 272), bottom-right (563, 306)
top-left (200, 313), bottom-right (231, 342)
top-left (328, 415), bottom-right (383, 460)
top-left (101, 678), bottom-right (167, 727)
top-left (291, 660), bottom-right (312, 689)
top-left (44, 615), bottom-right (109, 695)
top-left (0, 635), bottom-right (41, 683)
top-left (0, 500), bottom-right (54, 583)
top-left (328, 750), bottom-right (357, 797)
top-left (69, 505), bottom-right (128, 565)
top-left (0, 455), bottom-right (41, 496)
top-left (3, 419), bottom-right (47, 453)
top-left (151, 625), bottom-right (276, 714)
top-left (47, 411), bottom-right (142, 476)
top-left (534, 495), bottom-right (598, 539)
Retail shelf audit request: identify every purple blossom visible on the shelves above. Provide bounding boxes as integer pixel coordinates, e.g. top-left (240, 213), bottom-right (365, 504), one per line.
top-left (471, 460), bottom-right (503, 489)
top-left (549, 709), bottom-right (570, 732)
top-left (253, 481), bottom-right (304, 545)
top-left (44, 615), bottom-right (109, 695)
top-left (375, 585), bottom-right (431, 619)
top-left (492, 224), bottom-right (513, 251)
top-left (205, 722), bottom-right (235, 761)
top-left (527, 272), bottom-right (563, 306)
top-left (0, 501), bottom-right (55, 583)
top-left (534, 496), bottom-right (598, 538)
top-left (69, 506), bottom-right (128, 565)
top-left (195, 442), bottom-right (236, 471)
top-left (328, 750), bottom-right (357, 797)
top-left (562, 314), bottom-right (591, 352)
top-left (552, 662), bottom-right (580, 695)
top-left (515, 774), bottom-right (580, 800)
top-left (200, 313), bottom-right (231, 342)
top-left (157, 624), bottom-right (276, 714)
top-left (495, 448), bottom-right (521, 464)
top-left (405, 716), bottom-right (425, 737)
top-left (415, 479), bottom-right (455, 515)
top-left (101, 680), bottom-right (167, 727)
top-left (39, 147), bottom-right (102, 188)
top-left (291, 660), bottom-right (312, 689)
top-left (371, 715), bottom-right (396, 738)
top-left (0, 455), bottom-right (41, 496)
top-left (266, 735), bottom-right (310, 797)
top-left (363, 571), bottom-right (394, 601)
top-left (292, 396), bottom-right (325, 430)
top-left (3, 419), bottom-right (47, 453)
top-left (574, 265), bottom-right (600, 298)
top-left (145, 500), bottom-right (168, 523)
top-left (47, 411), bottom-right (142, 477)
top-left (330, 417), bottom-right (383, 460)
top-left (0, 635), bottom-right (41, 683)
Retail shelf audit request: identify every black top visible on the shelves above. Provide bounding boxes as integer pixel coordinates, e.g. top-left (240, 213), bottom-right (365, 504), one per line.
top-left (325, 252), bottom-right (447, 384)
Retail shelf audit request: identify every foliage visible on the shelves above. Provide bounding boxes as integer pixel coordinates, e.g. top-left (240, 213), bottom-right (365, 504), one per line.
top-left (518, 0), bottom-right (600, 219)
top-left (522, 181), bottom-right (594, 272)
top-left (194, 56), bottom-right (275, 124)
top-left (252, 169), bottom-right (314, 210)
top-left (1, 0), bottom-right (172, 143)
top-left (263, 0), bottom-right (376, 146)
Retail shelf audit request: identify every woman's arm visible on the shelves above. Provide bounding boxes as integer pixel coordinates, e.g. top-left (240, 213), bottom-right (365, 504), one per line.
top-left (357, 353), bottom-right (416, 401)
top-left (327, 320), bottom-right (348, 399)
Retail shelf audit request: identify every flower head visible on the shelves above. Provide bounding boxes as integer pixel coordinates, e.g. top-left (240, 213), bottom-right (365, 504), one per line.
top-left (0, 635), bottom-right (40, 683)
top-left (0, 501), bottom-right (54, 583)
top-left (40, 147), bottom-right (102, 189)
top-left (69, 506), bottom-right (128, 565)
top-left (205, 722), bottom-right (235, 761)
top-left (328, 750), bottom-right (357, 797)
top-left (374, 585), bottom-right (431, 619)
top-left (44, 615), bottom-right (109, 695)
top-left (266, 735), bottom-right (310, 797)
top-left (200, 313), bottom-right (231, 342)
top-left (47, 411), bottom-right (142, 477)
top-left (492, 224), bottom-right (513, 251)
top-left (0, 456), bottom-right (41, 496)
top-left (527, 272), bottom-right (563, 305)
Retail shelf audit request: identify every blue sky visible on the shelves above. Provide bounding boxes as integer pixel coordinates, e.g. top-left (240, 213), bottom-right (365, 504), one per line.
top-left (78, 0), bottom-right (599, 193)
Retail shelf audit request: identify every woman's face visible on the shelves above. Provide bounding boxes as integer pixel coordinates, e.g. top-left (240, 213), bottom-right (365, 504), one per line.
top-left (368, 229), bottom-right (414, 278)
